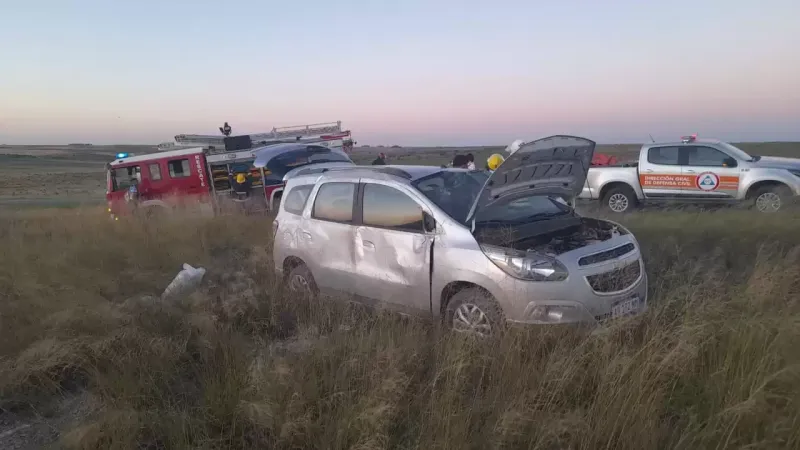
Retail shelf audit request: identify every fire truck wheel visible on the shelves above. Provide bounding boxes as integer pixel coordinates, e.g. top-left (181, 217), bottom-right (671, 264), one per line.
top-left (143, 206), bottom-right (168, 219)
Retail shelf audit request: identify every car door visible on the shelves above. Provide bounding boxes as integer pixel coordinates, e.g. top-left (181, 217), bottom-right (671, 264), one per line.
top-left (680, 145), bottom-right (740, 198)
top-left (637, 146), bottom-right (688, 197)
top-left (300, 180), bottom-right (360, 295)
top-left (353, 181), bottom-right (434, 315)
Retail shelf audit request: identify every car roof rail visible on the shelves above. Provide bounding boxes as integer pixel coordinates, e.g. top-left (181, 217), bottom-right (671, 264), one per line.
top-left (314, 165), bottom-right (413, 180)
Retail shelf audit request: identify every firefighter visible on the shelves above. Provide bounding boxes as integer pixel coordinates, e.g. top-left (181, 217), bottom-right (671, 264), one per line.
top-left (486, 153), bottom-right (505, 171)
top-left (219, 122), bottom-right (232, 136)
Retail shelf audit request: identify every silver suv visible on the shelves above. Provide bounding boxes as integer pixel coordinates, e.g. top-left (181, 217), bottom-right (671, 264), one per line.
top-left (272, 135), bottom-right (647, 335)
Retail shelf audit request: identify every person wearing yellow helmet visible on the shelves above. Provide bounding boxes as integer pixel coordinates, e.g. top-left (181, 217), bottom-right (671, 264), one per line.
top-left (486, 153), bottom-right (505, 171)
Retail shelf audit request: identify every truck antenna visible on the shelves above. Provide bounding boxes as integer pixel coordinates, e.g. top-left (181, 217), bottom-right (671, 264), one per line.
top-left (648, 133), bottom-right (655, 143)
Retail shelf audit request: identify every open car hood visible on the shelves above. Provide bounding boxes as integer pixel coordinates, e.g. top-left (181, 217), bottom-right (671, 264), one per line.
top-left (466, 135), bottom-right (595, 224)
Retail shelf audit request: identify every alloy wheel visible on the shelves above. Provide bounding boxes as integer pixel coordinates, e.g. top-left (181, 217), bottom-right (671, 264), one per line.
top-left (608, 193), bottom-right (629, 213)
top-left (452, 303), bottom-right (492, 336)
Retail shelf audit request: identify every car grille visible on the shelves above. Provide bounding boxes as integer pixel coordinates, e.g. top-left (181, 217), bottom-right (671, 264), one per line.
top-left (578, 243), bottom-right (635, 266)
top-left (585, 260), bottom-right (641, 293)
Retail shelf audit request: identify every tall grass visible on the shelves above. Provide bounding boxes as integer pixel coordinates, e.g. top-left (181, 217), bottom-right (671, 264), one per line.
top-left (1, 209), bottom-right (799, 449)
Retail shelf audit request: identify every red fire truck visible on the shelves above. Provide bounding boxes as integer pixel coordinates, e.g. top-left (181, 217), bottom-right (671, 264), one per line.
top-left (106, 122), bottom-right (355, 219)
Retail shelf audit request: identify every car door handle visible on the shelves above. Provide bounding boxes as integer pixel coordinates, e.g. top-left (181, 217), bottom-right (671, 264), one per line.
top-left (644, 169), bottom-right (653, 173)
top-left (362, 240), bottom-right (375, 249)
top-left (301, 231), bottom-right (312, 240)
top-left (685, 169), bottom-right (696, 173)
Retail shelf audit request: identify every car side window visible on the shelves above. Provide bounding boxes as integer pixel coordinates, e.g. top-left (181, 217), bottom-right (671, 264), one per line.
top-left (312, 182), bottom-right (356, 223)
top-left (647, 146), bottom-right (680, 165)
top-left (686, 146), bottom-right (733, 167)
top-left (362, 184), bottom-right (424, 233)
top-left (283, 185), bottom-right (314, 215)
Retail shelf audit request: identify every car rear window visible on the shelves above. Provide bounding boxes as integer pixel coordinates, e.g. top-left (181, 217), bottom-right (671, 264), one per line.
top-left (283, 185), bottom-right (314, 215)
top-left (312, 182), bottom-right (356, 223)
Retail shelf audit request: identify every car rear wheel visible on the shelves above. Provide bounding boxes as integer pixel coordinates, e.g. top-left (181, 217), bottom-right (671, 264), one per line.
top-left (286, 264), bottom-right (318, 298)
top-left (603, 185), bottom-right (637, 213)
top-left (753, 185), bottom-right (791, 213)
top-left (444, 288), bottom-right (504, 337)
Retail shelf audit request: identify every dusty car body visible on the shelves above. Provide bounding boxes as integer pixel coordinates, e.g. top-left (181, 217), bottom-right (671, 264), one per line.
top-left (580, 136), bottom-right (800, 213)
top-left (272, 135), bottom-right (647, 335)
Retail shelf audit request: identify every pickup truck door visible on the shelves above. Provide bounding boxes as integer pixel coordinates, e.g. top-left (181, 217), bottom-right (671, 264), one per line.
top-left (637, 146), bottom-right (688, 197)
top-left (680, 145), bottom-right (740, 198)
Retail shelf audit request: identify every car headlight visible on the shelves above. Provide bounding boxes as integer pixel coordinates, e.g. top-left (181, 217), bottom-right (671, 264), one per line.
top-left (481, 245), bottom-right (568, 281)
top-left (788, 169), bottom-right (800, 178)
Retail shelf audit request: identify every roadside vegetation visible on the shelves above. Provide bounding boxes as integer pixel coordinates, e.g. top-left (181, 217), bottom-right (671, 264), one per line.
top-left (1, 209), bottom-right (799, 449)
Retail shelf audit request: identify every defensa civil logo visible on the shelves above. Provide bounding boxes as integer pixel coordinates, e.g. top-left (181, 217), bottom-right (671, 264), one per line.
top-left (696, 172), bottom-right (720, 191)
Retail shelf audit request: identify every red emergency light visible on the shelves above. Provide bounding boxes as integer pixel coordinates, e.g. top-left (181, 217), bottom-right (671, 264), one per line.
top-left (681, 134), bottom-right (697, 143)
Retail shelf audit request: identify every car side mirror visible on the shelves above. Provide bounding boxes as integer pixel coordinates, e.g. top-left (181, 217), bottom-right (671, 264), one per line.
top-left (723, 157), bottom-right (737, 168)
top-left (423, 211), bottom-right (436, 233)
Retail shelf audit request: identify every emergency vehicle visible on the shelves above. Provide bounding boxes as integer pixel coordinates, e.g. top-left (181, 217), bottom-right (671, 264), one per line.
top-left (106, 121), bottom-right (355, 219)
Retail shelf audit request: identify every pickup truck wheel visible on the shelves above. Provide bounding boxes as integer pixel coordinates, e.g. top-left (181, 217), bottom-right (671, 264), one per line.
top-left (444, 288), bottom-right (504, 337)
top-left (753, 185), bottom-right (791, 213)
top-left (603, 186), bottom-right (637, 213)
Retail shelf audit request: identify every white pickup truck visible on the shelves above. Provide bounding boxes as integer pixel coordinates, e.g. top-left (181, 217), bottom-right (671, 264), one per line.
top-left (579, 136), bottom-right (800, 213)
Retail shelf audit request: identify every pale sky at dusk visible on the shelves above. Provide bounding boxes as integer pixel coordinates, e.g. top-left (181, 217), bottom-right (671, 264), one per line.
top-left (2, 0), bottom-right (799, 146)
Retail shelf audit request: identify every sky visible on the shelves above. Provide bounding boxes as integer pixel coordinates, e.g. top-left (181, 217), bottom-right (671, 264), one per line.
top-left (1, 0), bottom-right (799, 146)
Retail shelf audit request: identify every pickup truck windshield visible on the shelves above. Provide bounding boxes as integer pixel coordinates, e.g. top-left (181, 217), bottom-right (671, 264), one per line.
top-left (719, 142), bottom-right (756, 162)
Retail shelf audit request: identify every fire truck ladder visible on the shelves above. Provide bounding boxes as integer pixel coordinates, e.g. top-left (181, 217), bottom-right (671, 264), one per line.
top-left (173, 121), bottom-right (344, 147)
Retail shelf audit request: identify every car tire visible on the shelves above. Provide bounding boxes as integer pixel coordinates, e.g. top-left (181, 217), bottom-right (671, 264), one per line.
top-left (752, 185), bottom-right (791, 213)
top-left (286, 264), bottom-right (318, 298)
top-left (603, 185), bottom-right (637, 213)
top-left (444, 288), bottom-right (505, 337)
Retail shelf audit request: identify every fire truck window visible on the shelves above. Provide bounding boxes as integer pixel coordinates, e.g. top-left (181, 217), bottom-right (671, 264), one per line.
top-left (149, 164), bottom-right (162, 181)
top-left (111, 166), bottom-right (141, 191)
top-left (168, 159), bottom-right (191, 178)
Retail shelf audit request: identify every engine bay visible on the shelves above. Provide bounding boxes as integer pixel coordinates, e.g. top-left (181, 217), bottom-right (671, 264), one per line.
top-left (516, 218), bottom-right (624, 256)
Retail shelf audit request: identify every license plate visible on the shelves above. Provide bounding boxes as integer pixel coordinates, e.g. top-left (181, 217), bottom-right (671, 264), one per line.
top-left (611, 297), bottom-right (640, 318)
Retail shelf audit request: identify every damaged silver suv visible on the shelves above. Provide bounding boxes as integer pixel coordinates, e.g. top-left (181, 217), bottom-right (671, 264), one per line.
top-left (273, 135), bottom-right (647, 335)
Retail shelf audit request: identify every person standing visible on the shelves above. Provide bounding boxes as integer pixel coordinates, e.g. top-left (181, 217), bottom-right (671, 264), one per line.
top-left (466, 153), bottom-right (476, 170)
top-left (372, 152), bottom-right (387, 165)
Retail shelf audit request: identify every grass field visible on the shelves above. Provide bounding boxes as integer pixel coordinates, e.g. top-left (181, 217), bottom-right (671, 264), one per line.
top-left (1, 141), bottom-right (800, 448)
top-left (1, 208), bottom-right (799, 449)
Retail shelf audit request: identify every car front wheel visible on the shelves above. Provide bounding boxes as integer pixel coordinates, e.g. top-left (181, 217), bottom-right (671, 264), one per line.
top-left (444, 288), bottom-right (505, 337)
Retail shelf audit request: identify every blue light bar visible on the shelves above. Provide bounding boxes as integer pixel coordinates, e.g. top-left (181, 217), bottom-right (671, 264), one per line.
top-left (116, 152), bottom-right (129, 159)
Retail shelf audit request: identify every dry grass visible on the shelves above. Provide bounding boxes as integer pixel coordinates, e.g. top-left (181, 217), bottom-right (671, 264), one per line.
top-left (1, 209), bottom-right (800, 449)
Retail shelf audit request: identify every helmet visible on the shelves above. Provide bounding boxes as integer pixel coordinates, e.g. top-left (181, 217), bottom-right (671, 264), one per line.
top-left (487, 153), bottom-right (505, 170)
top-left (235, 173), bottom-right (247, 184)
top-left (505, 139), bottom-right (524, 155)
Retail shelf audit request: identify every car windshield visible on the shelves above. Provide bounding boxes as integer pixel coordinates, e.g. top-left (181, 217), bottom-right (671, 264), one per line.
top-left (474, 195), bottom-right (572, 225)
top-left (412, 170), bottom-right (489, 224)
top-left (264, 149), bottom-right (352, 183)
top-left (719, 142), bottom-right (756, 162)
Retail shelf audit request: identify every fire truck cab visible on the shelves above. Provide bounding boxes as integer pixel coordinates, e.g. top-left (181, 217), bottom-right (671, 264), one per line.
top-left (106, 121), bottom-right (356, 219)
